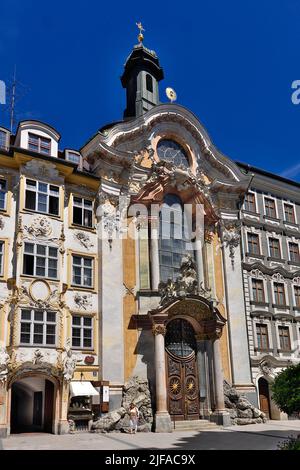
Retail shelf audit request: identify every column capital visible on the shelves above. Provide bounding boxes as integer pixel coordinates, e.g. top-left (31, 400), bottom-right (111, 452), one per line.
top-left (152, 323), bottom-right (167, 336)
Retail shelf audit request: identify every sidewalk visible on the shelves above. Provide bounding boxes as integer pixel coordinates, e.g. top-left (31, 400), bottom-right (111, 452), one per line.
top-left (1, 420), bottom-right (300, 450)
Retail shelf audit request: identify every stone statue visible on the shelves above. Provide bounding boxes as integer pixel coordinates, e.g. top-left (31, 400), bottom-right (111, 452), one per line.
top-left (0, 346), bottom-right (10, 384)
top-left (63, 340), bottom-right (77, 382)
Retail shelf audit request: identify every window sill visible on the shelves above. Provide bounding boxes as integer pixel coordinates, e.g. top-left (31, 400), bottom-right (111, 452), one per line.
top-left (250, 301), bottom-right (269, 307)
top-left (293, 306), bottom-right (300, 311)
top-left (246, 252), bottom-right (265, 260)
top-left (0, 208), bottom-right (11, 217)
top-left (254, 348), bottom-right (273, 353)
top-left (21, 274), bottom-right (59, 282)
top-left (69, 223), bottom-right (96, 233)
top-left (283, 220), bottom-right (299, 228)
top-left (19, 344), bottom-right (57, 349)
top-left (277, 349), bottom-right (292, 353)
top-left (20, 208), bottom-right (62, 221)
top-left (267, 257), bottom-right (286, 263)
top-left (69, 285), bottom-right (97, 293)
top-left (288, 260), bottom-right (300, 267)
top-left (263, 215), bottom-right (280, 223)
top-left (272, 304), bottom-right (290, 309)
top-left (242, 210), bottom-right (260, 217)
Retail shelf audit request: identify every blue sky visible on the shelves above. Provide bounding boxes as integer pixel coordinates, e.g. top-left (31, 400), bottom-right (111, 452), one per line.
top-left (0, 0), bottom-right (300, 180)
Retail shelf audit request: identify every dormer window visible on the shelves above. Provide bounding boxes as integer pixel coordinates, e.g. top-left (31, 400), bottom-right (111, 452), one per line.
top-left (28, 132), bottom-right (51, 155)
top-left (0, 129), bottom-right (9, 150)
top-left (66, 150), bottom-right (81, 166)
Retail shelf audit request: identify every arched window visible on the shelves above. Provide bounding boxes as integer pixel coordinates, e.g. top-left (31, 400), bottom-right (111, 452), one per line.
top-left (158, 194), bottom-right (192, 282)
top-left (146, 74), bottom-right (153, 93)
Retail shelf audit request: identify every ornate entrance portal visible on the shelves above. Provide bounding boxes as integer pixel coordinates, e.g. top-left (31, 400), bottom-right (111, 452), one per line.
top-left (165, 319), bottom-right (199, 420)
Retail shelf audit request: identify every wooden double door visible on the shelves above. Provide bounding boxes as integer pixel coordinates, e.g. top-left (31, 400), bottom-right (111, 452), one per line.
top-left (258, 377), bottom-right (271, 419)
top-left (165, 319), bottom-right (200, 421)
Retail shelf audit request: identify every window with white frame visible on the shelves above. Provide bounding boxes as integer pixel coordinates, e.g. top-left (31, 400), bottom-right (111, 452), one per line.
top-left (252, 279), bottom-right (265, 302)
top-left (244, 192), bottom-right (256, 212)
top-left (72, 197), bottom-right (93, 228)
top-left (273, 282), bottom-right (286, 306)
top-left (278, 326), bottom-right (291, 351)
top-left (294, 285), bottom-right (300, 308)
top-left (23, 242), bottom-right (58, 279)
top-left (0, 179), bottom-right (7, 210)
top-left (25, 179), bottom-right (59, 216)
top-left (72, 315), bottom-right (93, 349)
top-left (264, 197), bottom-right (277, 218)
top-left (20, 309), bottom-right (56, 346)
top-left (269, 237), bottom-right (281, 259)
top-left (256, 323), bottom-right (269, 350)
top-left (28, 132), bottom-right (51, 155)
top-left (284, 203), bottom-right (296, 224)
top-left (289, 242), bottom-right (300, 263)
top-left (66, 151), bottom-right (81, 165)
top-left (0, 241), bottom-right (4, 275)
top-left (247, 233), bottom-right (260, 255)
top-left (0, 130), bottom-right (8, 150)
top-left (72, 255), bottom-right (93, 287)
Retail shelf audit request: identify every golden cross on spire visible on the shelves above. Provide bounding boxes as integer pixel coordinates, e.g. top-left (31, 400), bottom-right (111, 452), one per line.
top-left (136, 22), bottom-right (145, 43)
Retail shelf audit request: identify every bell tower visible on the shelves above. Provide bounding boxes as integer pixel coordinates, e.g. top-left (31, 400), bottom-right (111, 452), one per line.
top-left (121, 23), bottom-right (164, 118)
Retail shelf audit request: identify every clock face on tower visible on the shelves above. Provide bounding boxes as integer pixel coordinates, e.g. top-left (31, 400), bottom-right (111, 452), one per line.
top-left (156, 139), bottom-right (189, 168)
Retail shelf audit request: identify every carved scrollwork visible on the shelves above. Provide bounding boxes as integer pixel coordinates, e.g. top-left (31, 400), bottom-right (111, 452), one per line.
top-left (24, 215), bottom-right (53, 238)
top-left (74, 231), bottom-right (94, 250)
top-left (0, 346), bottom-right (10, 384)
top-left (221, 220), bottom-right (241, 268)
top-left (74, 292), bottom-right (93, 310)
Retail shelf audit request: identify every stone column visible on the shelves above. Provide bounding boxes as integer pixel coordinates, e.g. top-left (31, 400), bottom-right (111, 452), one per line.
top-left (211, 336), bottom-right (230, 426)
top-left (196, 338), bottom-right (210, 419)
top-left (0, 382), bottom-right (8, 437)
top-left (150, 223), bottom-right (160, 291)
top-left (152, 324), bottom-right (172, 432)
top-left (58, 381), bottom-right (70, 434)
top-left (194, 239), bottom-right (204, 289)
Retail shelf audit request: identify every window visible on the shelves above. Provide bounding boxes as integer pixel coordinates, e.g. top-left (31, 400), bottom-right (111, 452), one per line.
top-left (20, 309), bottom-right (56, 346)
top-left (28, 133), bottom-right (51, 155)
top-left (23, 243), bottom-right (58, 279)
top-left (0, 241), bottom-right (4, 275)
top-left (274, 282), bottom-right (286, 306)
top-left (247, 233), bottom-right (260, 255)
top-left (294, 286), bottom-right (300, 308)
top-left (278, 326), bottom-right (291, 351)
top-left (244, 193), bottom-right (256, 212)
top-left (269, 238), bottom-right (281, 258)
top-left (289, 242), bottom-right (300, 263)
top-left (146, 74), bottom-right (153, 93)
top-left (72, 255), bottom-right (93, 287)
top-left (25, 179), bottom-right (59, 216)
top-left (72, 315), bottom-right (93, 349)
top-left (0, 130), bottom-right (7, 150)
top-left (66, 151), bottom-right (81, 165)
top-left (158, 194), bottom-right (192, 282)
top-left (0, 179), bottom-right (7, 210)
top-left (284, 203), bottom-right (295, 224)
top-left (265, 198), bottom-right (276, 218)
top-left (72, 197), bottom-right (93, 227)
top-left (256, 324), bottom-right (269, 350)
top-left (252, 279), bottom-right (265, 302)
top-left (157, 140), bottom-right (189, 168)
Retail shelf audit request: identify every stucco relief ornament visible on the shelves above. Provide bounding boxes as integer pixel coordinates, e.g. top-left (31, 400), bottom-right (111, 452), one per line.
top-left (158, 254), bottom-right (213, 305)
top-left (22, 160), bottom-right (64, 184)
top-left (74, 231), bottom-right (94, 250)
top-left (74, 293), bottom-right (93, 310)
top-left (0, 216), bottom-right (5, 230)
top-left (0, 346), bottom-right (10, 384)
top-left (259, 360), bottom-right (274, 376)
top-left (32, 349), bottom-right (44, 365)
top-left (62, 340), bottom-right (77, 383)
top-left (221, 221), bottom-right (241, 268)
top-left (24, 216), bottom-right (52, 238)
top-left (97, 192), bottom-right (129, 249)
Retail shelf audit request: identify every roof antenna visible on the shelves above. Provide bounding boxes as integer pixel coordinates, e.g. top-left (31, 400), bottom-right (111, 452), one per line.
top-left (10, 65), bottom-right (17, 133)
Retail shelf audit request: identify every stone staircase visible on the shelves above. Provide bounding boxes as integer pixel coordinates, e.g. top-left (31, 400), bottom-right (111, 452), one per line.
top-left (172, 419), bottom-right (219, 432)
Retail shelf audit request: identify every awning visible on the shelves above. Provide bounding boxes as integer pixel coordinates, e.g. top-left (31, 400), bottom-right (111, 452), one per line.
top-left (70, 381), bottom-right (99, 397)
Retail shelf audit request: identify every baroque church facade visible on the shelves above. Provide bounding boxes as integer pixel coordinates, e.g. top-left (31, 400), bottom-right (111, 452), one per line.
top-left (0, 34), bottom-right (299, 436)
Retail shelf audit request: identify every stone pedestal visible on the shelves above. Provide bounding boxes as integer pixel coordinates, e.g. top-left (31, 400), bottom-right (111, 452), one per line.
top-left (58, 420), bottom-right (69, 434)
top-left (153, 324), bottom-right (172, 433)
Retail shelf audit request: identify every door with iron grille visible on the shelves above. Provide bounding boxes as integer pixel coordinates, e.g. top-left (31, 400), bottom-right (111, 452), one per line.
top-left (165, 318), bottom-right (200, 420)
